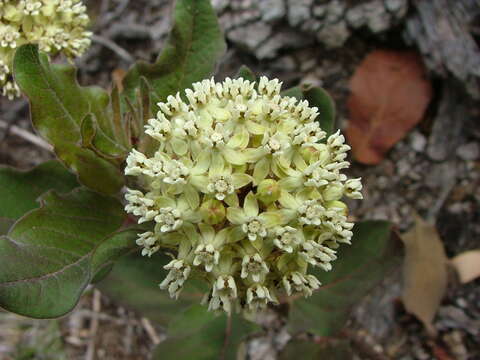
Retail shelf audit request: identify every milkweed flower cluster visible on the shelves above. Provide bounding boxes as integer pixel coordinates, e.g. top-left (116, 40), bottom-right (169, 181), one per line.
top-left (124, 76), bottom-right (363, 313)
top-left (0, 0), bottom-right (91, 99)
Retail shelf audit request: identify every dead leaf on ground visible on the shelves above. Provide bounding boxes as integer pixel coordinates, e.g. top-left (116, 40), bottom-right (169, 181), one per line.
top-left (401, 214), bottom-right (448, 336)
top-left (346, 50), bottom-right (432, 165)
top-left (450, 250), bottom-right (480, 284)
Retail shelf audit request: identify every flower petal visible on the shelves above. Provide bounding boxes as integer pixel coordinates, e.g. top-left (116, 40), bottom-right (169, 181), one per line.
top-left (226, 207), bottom-right (246, 224)
top-left (244, 192), bottom-right (259, 217)
top-left (232, 173), bottom-right (252, 189)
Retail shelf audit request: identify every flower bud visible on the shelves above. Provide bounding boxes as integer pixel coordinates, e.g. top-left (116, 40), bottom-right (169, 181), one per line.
top-left (257, 179), bottom-right (281, 205)
top-left (200, 198), bottom-right (226, 225)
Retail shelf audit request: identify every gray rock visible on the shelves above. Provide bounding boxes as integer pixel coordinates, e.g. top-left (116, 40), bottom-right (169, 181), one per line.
top-left (346, 5), bottom-right (367, 28)
top-left (255, 29), bottom-right (312, 59)
top-left (456, 142), bottom-right (480, 161)
top-left (316, 21), bottom-right (350, 48)
top-left (211, 0), bottom-right (229, 12)
top-left (325, 0), bottom-right (346, 24)
top-left (312, 4), bottom-right (327, 18)
top-left (365, 1), bottom-right (391, 33)
top-left (385, 0), bottom-right (408, 17)
top-left (258, 0), bottom-right (286, 22)
top-left (228, 22), bottom-right (271, 52)
top-left (271, 56), bottom-right (297, 72)
top-left (410, 131), bottom-right (427, 153)
top-left (287, 0), bottom-right (312, 27)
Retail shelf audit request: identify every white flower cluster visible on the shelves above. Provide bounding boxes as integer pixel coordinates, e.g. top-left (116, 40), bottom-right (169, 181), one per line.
top-left (124, 76), bottom-right (363, 313)
top-left (0, 0), bottom-right (91, 99)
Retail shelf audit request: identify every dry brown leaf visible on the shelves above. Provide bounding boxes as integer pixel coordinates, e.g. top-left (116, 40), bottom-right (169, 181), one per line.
top-left (401, 214), bottom-right (448, 336)
top-left (346, 50), bottom-right (432, 165)
top-left (450, 250), bottom-right (480, 284)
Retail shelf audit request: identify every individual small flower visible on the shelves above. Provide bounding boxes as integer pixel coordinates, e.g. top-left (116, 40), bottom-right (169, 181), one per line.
top-left (208, 275), bottom-right (237, 313)
top-left (124, 189), bottom-right (158, 223)
top-left (272, 226), bottom-right (302, 253)
top-left (193, 244), bottom-right (220, 272)
top-left (160, 259), bottom-right (191, 299)
top-left (283, 272), bottom-right (321, 297)
top-left (299, 241), bottom-right (337, 271)
top-left (298, 200), bottom-right (326, 226)
top-left (241, 253), bottom-right (269, 282)
top-left (246, 284), bottom-right (275, 311)
top-left (344, 178), bottom-right (363, 199)
top-left (155, 207), bottom-right (183, 232)
top-left (226, 192), bottom-right (280, 241)
top-left (136, 231), bottom-right (160, 257)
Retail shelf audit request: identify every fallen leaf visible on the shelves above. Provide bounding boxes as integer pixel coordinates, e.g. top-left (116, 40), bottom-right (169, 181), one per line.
top-left (346, 50), bottom-right (432, 164)
top-left (450, 250), bottom-right (480, 284)
top-left (401, 214), bottom-right (448, 336)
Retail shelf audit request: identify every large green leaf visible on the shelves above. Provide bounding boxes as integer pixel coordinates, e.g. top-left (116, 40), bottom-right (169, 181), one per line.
top-left (279, 339), bottom-right (354, 360)
top-left (122, 0), bottom-right (226, 106)
top-left (304, 87), bottom-right (336, 137)
top-left (13, 44), bottom-right (126, 195)
top-left (97, 251), bottom-right (207, 326)
top-left (0, 188), bottom-right (136, 318)
top-left (288, 221), bottom-right (401, 336)
top-left (153, 305), bottom-right (260, 360)
top-left (281, 85), bottom-right (337, 136)
top-left (0, 161), bottom-right (78, 220)
top-left (235, 65), bottom-right (256, 83)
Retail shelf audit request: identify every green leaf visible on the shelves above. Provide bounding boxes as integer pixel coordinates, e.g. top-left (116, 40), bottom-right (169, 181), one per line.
top-left (279, 339), bottom-right (354, 360)
top-left (281, 86), bottom-right (305, 100)
top-left (235, 65), bottom-right (256, 82)
top-left (304, 87), bottom-right (336, 137)
top-left (288, 221), bottom-right (401, 336)
top-left (122, 0), bottom-right (226, 106)
top-left (97, 251), bottom-right (207, 326)
top-left (0, 161), bottom-right (78, 220)
top-left (0, 217), bottom-right (15, 235)
top-left (0, 188), bottom-right (132, 318)
top-left (153, 305), bottom-right (260, 360)
top-left (13, 44), bottom-right (126, 194)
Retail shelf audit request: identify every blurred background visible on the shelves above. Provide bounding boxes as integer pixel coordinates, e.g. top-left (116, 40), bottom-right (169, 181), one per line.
top-left (0, 0), bottom-right (479, 359)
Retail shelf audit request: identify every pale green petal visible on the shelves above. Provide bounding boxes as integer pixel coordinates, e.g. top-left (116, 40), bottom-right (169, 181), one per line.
top-left (155, 196), bottom-right (176, 208)
top-left (161, 232), bottom-right (184, 245)
top-left (223, 148), bottom-right (248, 165)
top-left (244, 148), bottom-right (266, 163)
top-left (253, 157), bottom-right (270, 185)
top-left (177, 195), bottom-right (190, 210)
top-left (197, 108), bottom-right (213, 128)
top-left (226, 207), bottom-right (247, 224)
top-left (278, 176), bottom-right (303, 191)
top-left (184, 184), bottom-right (200, 209)
top-left (245, 120), bottom-right (266, 135)
top-left (232, 173), bottom-right (252, 189)
top-left (293, 152), bottom-right (307, 171)
top-left (191, 150), bottom-right (211, 175)
top-left (215, 228), bottom-right (230, 246)
top-left (227, 127), bottom-right (250, 149)
top-left (244, 192), bottom-right (259, 217)
top-left (199, 223), bottom-right (215, 243)
top-left (171, 138), bottom-right (188, 156)
top-left (224, 193), bottom-right (239, 207)
top-left (227, 226), bottom-right (246, 243)
top-left (278, 190), bottom-right (298, 209)
top-left (190, 175), bottom-right (209, 192)
top-left (210, 151), bottom-right (225, 175)
top-left (259, 211), bottom-right (284, 227)
top-left (209, 106), bottom-right (230, 121)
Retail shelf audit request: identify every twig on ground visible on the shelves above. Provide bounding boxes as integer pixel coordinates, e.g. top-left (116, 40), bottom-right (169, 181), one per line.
top-left (141, 317), bottom-right (161, 346)
top-left (91, 34), bottom-right (134, 63)
top-left (85, 290), bottom-right (101, 360)
top-left (0, 119), bottom-right (53, 152)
